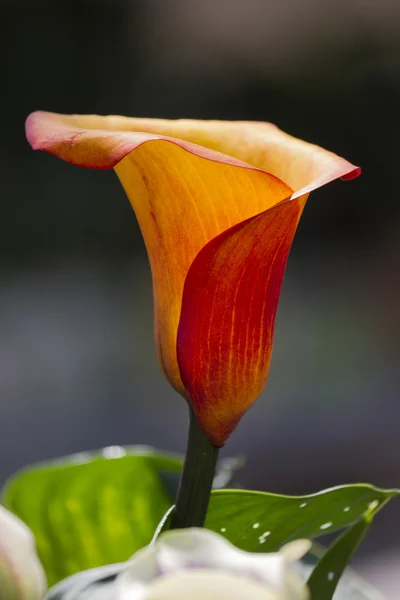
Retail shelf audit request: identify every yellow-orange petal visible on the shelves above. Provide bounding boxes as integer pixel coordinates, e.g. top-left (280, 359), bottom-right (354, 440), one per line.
top-left (115, 143), bottom-right (292, 396)
top-left (177, 196), bottom-right (306, 446)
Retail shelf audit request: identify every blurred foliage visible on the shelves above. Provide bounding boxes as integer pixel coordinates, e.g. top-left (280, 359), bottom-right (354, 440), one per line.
top-left (3, 448), bottom-right (182, 585)
top-left (3, 445), bottom-right (398, 596)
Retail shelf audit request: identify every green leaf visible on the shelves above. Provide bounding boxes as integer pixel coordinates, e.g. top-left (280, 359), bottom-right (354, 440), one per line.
top-left (307, 497), bottom-right (389, 600)
top-left (307, 518), bottom-right (371, 599)
top-left (151, 505), bottom-right (175, 543)
top-left (2, 447), bottom-right (182, 587)
top-left (152, 485), bottom-right (394, 600)
top-left (206, 484), bottom-right (398, 552)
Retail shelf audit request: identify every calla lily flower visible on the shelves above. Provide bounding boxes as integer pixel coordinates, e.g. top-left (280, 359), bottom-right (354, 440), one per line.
top-left (116, 527), bottom-right (310, 600)
top-left (26, 113), bottom-right (360, 446)
top-left (0, 505), bottom-right (47, 600)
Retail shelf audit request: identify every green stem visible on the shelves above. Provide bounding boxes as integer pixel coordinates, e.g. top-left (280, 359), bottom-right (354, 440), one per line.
top-left (170, 408), bottom-right (219, 529)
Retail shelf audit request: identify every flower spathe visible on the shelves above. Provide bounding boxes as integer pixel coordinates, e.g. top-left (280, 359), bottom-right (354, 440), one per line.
top-left (116, 528), bottom-right (310, 600)
top-left (26, 113), bottom-right (360, 445)
top-left (0, 505), bottom-right (47, 600)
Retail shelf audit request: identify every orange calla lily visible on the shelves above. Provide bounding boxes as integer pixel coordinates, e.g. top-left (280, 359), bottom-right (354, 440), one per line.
top-left (26, 112), bottom-right (360, 446)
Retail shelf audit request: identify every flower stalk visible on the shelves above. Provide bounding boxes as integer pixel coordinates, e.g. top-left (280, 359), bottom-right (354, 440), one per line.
top-left (170, 409), bottom-right (219, 529)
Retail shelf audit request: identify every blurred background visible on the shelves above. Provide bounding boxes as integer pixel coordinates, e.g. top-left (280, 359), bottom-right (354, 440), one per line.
top-left (1, 0), bottom-right (399, 596)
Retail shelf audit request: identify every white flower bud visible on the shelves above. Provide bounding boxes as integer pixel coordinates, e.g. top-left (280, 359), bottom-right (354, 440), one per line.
top-left (117, 528), bottom-right (310, 600)
top-left (0, 505), bottom-right (47, 600)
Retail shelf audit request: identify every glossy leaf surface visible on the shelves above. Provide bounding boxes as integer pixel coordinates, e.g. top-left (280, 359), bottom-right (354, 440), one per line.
top-left (206, 485), bottom-right (398, 551)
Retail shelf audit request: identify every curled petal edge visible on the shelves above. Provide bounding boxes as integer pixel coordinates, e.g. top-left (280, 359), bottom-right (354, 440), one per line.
top-left (26, 111), bottom-right (360, 201)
